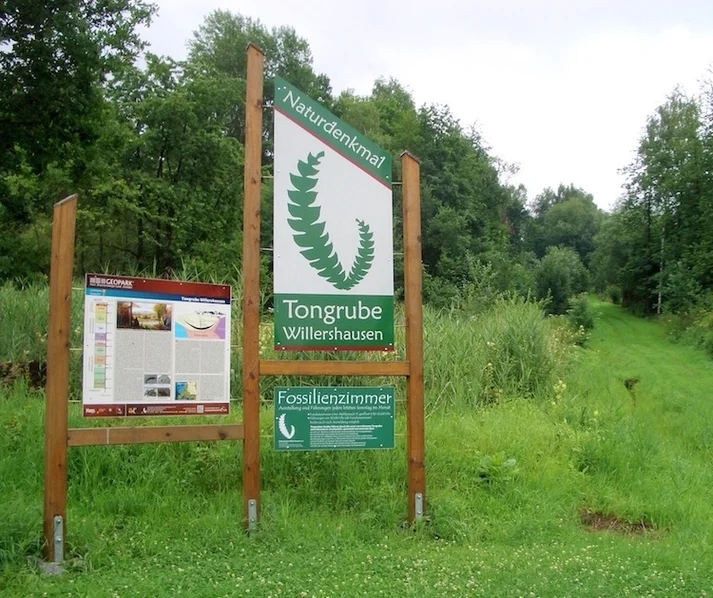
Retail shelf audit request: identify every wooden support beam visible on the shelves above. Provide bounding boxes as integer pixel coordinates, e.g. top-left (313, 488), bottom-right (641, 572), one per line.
top-left (68, 424), bottom-right (245, 447)
top-left (43, 194), bottom-right (77, 562)
top-left (260, 359), bottom-right (410, 377)
top-left (401, 152), bottom-right (426, 523)
top-left (242, 42), bottom-right (264, 530)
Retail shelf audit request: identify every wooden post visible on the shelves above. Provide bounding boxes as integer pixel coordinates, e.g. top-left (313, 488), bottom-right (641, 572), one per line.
top-left (242, 43), bottom-right (264, 530)
top-left (401, 152), bottom-right (425, 523)
top-left (43, 194), bottom-right (77, 562)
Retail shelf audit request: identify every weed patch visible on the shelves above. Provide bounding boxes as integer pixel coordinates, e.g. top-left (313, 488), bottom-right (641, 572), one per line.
top-left (0, 360), bottom-right (45, 388)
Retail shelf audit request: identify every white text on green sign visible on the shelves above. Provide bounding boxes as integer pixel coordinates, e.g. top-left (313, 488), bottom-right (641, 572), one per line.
top-left (274, 387), bottom-right (395, 451)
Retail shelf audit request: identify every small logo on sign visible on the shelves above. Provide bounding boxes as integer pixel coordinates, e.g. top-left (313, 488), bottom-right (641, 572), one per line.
top-left (278, 413), bottom-right (295, 439)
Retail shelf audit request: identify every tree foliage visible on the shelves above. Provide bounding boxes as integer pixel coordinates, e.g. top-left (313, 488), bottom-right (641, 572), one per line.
top-left (0, 0), bottom-right (155, 186)
top-left (594, 89), bottom-right (713, 314)
top-left (0, 0), bottom-right (156, 280)
top-left (3, 4), bottom-right (657, 319)
top-left (527, 184), bottom-right (602, 266)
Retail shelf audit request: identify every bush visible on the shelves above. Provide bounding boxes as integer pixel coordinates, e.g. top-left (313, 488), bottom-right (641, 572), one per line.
top-left (682, 310), bottom-right (713, 358)
top-left (535, 247), bottom-right (590, 315)
top-left (606, 284), bottom-right (622, 305)
top-left (567, 294), bottom-right (594, 330)
top-left (663, 260), bottom-right (701, 314)
top-left (663, 292), bottom-right (713, 355)
top-left (422, 271), bottom-right (460, 309)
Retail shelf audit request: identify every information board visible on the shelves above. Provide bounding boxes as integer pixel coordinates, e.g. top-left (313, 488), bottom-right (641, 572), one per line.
top-left (82, 274), bottom-right (231, 417)
top-left (274, 386), bottom-right (395, 451)
top-left (273, 76), bottom-right (394, 351)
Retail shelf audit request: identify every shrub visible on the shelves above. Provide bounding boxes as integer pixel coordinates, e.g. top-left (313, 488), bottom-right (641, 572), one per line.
top-left (606, 284), bottom-right (622, 305)
top-left (683, 310), bottom-right (713, 358)
top-left (662, 260), bottom-right (701, 314)
top-left (567, 294), bottom-right (594, 331)
top-left (422, 272), bottom-right (459, 309)
top-left (535, 247), bottom-right (590, 315)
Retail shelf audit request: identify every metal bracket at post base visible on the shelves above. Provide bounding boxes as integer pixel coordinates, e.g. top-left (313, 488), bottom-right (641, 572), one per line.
top-left (247, 499), bottom-right (258, 532)
top-left (414, 493), bottom-right (424, 521)
top-left (52, 515), bottom-right (64, 563)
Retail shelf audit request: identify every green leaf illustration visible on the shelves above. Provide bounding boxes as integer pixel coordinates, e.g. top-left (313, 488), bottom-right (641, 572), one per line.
top-left (287, 152), bottom-right (374, 291)
top-left (344, 219), bottom-right (374, 290)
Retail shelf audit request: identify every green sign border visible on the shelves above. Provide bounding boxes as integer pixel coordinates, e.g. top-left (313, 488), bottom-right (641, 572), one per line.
top-left (274, 386), bottom-right (395, 451)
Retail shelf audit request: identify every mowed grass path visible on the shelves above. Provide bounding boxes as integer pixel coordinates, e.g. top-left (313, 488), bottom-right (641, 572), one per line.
top-left (593, 298), bottom-right (713, 394)
top-left (587, 298), bottom-right (713, 452)
top-left (3, 298), bottom-right (713, 596)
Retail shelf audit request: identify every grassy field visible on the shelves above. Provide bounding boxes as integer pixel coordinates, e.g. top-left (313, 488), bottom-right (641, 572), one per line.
top-left (2, 295), bottom-right (713, 596)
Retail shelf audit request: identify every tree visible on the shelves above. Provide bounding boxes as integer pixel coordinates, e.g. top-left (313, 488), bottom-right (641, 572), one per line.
top-left (502, 183), bottom-right (531, 252)
top-left (78, 55), bottom-right (245, 274)
top-left (605, 90), bottom-right (709, 313)
top-left (184, 10), bottom-right (333, 284)
top-left (330, 84), bottom-right (521, 304)
top-left (0, 1), bottom-right (155, 184)
top-left (0, 0), bottom-right (156, 282)
top-left (188, 10), bottom-right (332, 154)
top-left (413, 105), bottom-right (509, 300)
top-left (527, 183), bottom-right (602, 265)
top-left (535, 247), bottom-right (589, 315)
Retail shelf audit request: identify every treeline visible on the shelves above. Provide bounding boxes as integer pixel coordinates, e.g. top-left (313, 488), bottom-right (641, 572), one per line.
top-left (0, 1), bottom-right (645, 317)
top-left (591, 88), bottom-right (713, 317)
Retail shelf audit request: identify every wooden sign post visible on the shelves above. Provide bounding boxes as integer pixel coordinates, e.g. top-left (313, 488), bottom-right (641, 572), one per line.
top-left (242, 43), bottom-right (264, 529)
top-left (43, 201), bottom-right (244, 562)
top-left (43, 195), bottom-right (77, 562)
top-left (242, 48), bottom-right (426, 525)
top-left (402, 152), bottom-right (426, 521)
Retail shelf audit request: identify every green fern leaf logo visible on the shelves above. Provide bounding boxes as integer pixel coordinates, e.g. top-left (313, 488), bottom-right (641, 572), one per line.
top-left (287, 152), bottom-right (374, 291)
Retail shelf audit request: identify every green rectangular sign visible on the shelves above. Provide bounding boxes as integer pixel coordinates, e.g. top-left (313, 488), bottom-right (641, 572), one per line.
top-left (274, 294), bottom-right (394, 351)
top-left (274, 386), bottom-right (395, 451)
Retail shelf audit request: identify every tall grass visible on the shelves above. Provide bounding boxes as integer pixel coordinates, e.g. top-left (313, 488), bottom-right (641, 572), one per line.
top-left (476, 296), bottom-right (561, 402)
top-left (0, 283), bottom-right (83, 364)
top-left (0, 283), bottom-right (568, 413)
top-left (0, 282), bottom-right (572, 567)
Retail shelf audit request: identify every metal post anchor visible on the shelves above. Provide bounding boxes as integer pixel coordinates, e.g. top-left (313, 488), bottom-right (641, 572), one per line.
top-left (52, 515), bottom-right (64, 563)
top-left (248, 499), bottom-right (257, 532)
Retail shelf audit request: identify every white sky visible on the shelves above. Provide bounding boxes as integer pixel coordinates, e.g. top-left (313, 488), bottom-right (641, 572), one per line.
top-left (143, 1), bottom-right (713, 210)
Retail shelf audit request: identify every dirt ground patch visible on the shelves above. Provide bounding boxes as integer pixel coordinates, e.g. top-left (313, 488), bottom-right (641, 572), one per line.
top-left (579, 509), bottom-right (654, 534)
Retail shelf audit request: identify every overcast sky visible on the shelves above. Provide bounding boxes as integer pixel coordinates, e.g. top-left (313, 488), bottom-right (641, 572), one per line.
top-left (143, 1), bottom-right (713, 210)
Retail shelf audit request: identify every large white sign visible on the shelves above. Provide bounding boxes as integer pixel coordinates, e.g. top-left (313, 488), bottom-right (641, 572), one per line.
top-left (273, 76), bottom-right (394, 351)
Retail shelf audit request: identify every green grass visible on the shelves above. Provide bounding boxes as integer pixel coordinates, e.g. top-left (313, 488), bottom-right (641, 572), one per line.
top-left (2, 296), bottom-right (713, 595)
